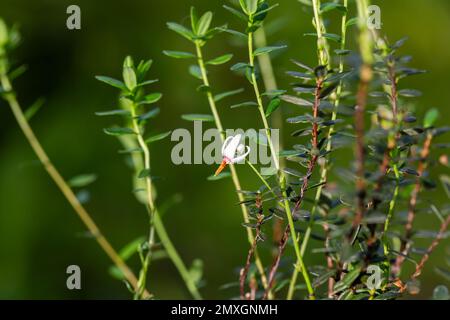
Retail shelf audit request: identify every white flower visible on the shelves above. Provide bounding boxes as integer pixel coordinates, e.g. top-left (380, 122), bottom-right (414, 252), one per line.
top-left (214, 134), bottom-right (250, 176)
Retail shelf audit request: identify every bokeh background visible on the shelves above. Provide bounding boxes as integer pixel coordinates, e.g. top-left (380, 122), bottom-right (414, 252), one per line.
top-left (0, 0), bottom-right (449, 299)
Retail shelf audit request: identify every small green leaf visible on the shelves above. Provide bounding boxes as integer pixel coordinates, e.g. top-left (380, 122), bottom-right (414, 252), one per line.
top-left (280, 94), bottom-right (313, 107)
top-left (136, 79), bottom-right (159, 88)
top-left (334, 49), bottom-right (351, 56)
top-left (214, 88), bottom-right (244, 102)
top-left (163, 50), bottom-right (196, 59)
top-left (181, 114), bottom-right (215, 122)
top-left (207, 172), bottom-right (231, 181)
top-left (189, 259), bottom-right (204, 286)
top-left (103, 127), bottom-right (135, 136)
top-left (230, 62), bottom-right (250, 71)
top-left (190, 7), bottom-right (198, 34)
top-left (398, 89), bottom-right (422, 97)
top-left (253, 45), bottom-right (287, 56)
top-left (123, 67), bottom-right (137, 91)
top-left (96, 76), bottom-right (127, 91)
top-left (206, 54), bottom-right (233, 65)
top-left (138, 168), bottom-right (151, 179)
top-left (304, 32), bottom-right (342, 43)
top-left (424, 108), bottom-right (439, 127)
top-left (246, 0), bottom-right (258, 14)
top-left (197, 84), bottom-right (211, 93)
top-left (220, 28), bottom-right (248, 39)
top-left (95, 109), bottom-right (130, 117)
top-left (167, 22), bottom-right (195, 41)
top-left (0, 18), bottom-right (8, 46)
top-left (145, 131), bottom-right (172, 144)
top-left (197, 11), bottom-right (213, 36)
top-left (119, 236), bottom-right (146, 260)
top-left (283, 167), bottom-right (304, 178)
top-left (189, 65), bottom-right (203, 80)
top-left (265, 98), bottom-right (281, 117)
top-left (138, 108), bottom-right (160, 121)
top-left (139, 93), bottom-right (162, 105)
top-left (230, 101), bottom-right (258, 108)
top-left (223, 5), bottom-right (248, 21)
top-left (262, 89), bottom-right (287, 97)
top-left (68, 174), bottom-right (98, 188)
top-left (320, 2), bottom-right (347, 14)
top-left (24, 97), bottom-right (45, 121)
top-left (346, 17), bottom-right (359, 28)
top-left (333, 267), bottom-right (361, 293)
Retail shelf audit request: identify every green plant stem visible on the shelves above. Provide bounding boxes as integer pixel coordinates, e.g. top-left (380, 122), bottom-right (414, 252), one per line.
top-left (129, 105), bottom-right (156, 299)
top-left (281, 176), bottom-right (315, 298)
top-left (254, 27), bottom-right (285, 169)
top-left (248, 32), bottom-right (279, 171)
top-left (0, 73), bottom-right (148, 297)
top-left (383, 163), bottom-right (400, 256)
top-left (254, 26), bottom-right (287, 265)
top-left (194, 42), bottom-right (270, 294)
top-left (248, 24), bottom-right (313, 299)
top-left (312, 0), bottom-right (330, 66)
top-left (129, 104), bottom-right (202, 300)
top-left (290, 0), bottom-right (349, 299)
top-left (246, 161), bottom-right (276, 198)
top-left (300, 0), bottom-right (348, 257)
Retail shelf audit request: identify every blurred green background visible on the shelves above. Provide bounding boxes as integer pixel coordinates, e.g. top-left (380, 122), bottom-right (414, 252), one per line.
top-left (0, 0), bottom-right (449, 299)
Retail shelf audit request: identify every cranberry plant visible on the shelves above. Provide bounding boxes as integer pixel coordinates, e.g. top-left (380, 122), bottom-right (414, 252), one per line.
top-left (0, 0), bottom-right (449, 300)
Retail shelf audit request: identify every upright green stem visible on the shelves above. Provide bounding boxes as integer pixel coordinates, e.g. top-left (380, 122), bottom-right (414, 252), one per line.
top-left (248, 23), bottom-right (312, 299)
top-left (129, 104), bottom-right (202, 300)
top-left (281, 176), bottom-right (315, 298)
top-left (194, 42), bottom-right (269, 293)
top-left (383, 162), bottom-right (400, 255)
top-left (312, 0), bottom-right (330, 67)
top-left (300, 0), bottom-right (348, 257)
top-left (129, 106), bottom-right (156, 299)
top-left (290, 0), bottom-right (349, 299)
top-left (0, 73), bottom-right (148, 297)
top-left (254, 27), bottom-right (285, 169)
top-left (248, 32), bottom-right (279, 171)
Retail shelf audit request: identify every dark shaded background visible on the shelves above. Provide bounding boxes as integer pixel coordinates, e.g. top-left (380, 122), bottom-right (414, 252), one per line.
top-left (0, 0), bottom-right (449, 299)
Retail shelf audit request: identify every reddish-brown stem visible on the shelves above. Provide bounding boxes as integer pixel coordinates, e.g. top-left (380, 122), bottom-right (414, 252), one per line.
top-left (240, 214), bottom-right (263, 300)
top-left (263, 227), bottom-right (290, 300)
top-left (392, 133), bottom-right (433, 277)
top-left (350, 64), bottom-right (372, 237)
top-left (263, 79), bottom-right (323, 298)
top-left (368, 62), bottom-right (399, 239)
top-left (411, 215), bottom-right (450, 280)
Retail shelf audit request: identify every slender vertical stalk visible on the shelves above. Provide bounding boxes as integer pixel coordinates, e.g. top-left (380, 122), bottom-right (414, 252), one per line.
top-left (194, 42), bottom-right (269, 292)
top-left (392, 133), bottom-right (433, 277)
top-left (351, 0), bottom-right (374, 236)
top-left (129, 105), bottom-right (156, 299)
top-left (129, 102), bottom-right (202, 300)
top-left (248, 32), bottom-right (279, 171)
top-left (293, 0), bottom-right (349, 299)
top-left (248, 23), bottom-right (313, 298)
top-left (0, 73), bottom-right (147, 297)
top-left (300, 0), bottom-right (348, 256)
top-left (411, 214), bottom-right (450, 280)
top-left (254, 26), bottom-right (286, 251)
top-left (281, 176), bottom-right (314, 298)
top-left (285, 78), bottom-right (322, 300)
top-left (382, 162), bottom-right (400, 255)
top-left (240, 214), bottom-right (263, 299)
